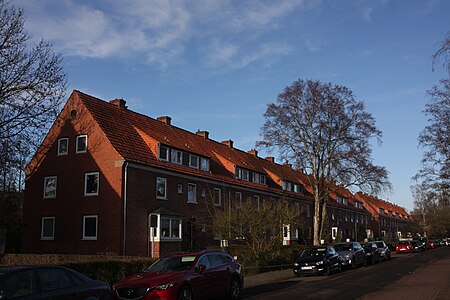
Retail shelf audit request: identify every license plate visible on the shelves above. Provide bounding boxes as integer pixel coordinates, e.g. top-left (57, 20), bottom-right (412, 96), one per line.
top-left (301, 266), bottom-right (313, 270)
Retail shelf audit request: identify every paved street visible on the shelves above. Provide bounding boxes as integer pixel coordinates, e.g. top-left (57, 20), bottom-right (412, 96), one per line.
top-left (241, 246), bottom-right (450, 299)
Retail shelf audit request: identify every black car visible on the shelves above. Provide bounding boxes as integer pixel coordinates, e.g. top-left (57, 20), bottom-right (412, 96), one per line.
top-left (293, 246), bottom-right (342, 276)
top-left (362, 242), bottom-right (381, 264)
top-left (0, 265), bottom-right (111, 300)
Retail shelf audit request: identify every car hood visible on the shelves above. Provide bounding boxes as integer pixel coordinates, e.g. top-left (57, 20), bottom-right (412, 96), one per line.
top-left (295, 256), bottom-right (324, 264)
top-left (335, 250), bottom-right (352, 256)
top-left (115, 272), bottom-right (182, 288)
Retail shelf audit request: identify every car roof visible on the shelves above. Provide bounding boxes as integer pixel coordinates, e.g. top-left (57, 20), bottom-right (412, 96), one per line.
top-left (161, 249), bottom-right (227, 258)
top-left (0, 265), bottom-right (71, 276)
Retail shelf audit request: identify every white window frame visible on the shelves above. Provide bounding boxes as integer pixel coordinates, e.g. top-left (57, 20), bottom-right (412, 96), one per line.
top-left (332, 226), bottom-right (338, 240)
top-left (177, 184), bottom-right (183, 194)
top-left (171, 149), bottom-right (182, 165)
top-left (41, 217), bottom-right (55, 240)
top-left (156, 177), bottom-right (167, 200)
top-left (253, 173), bottom-right (260, 184)
top-left (43, 176), bottom-right (57, 199)
top-left (200, 157), bottom-right (210, 171)
top-left (242, 169), bottom-right (249, 181)
top-left (84, 172), bottom-right (99, 196)
top-left (235, 167), bottom-right (241, 179)
top-left (189, 154), bottom-right (199, 169)
top-left (188, 183), bottom-right (197, 204)
top-left (57, 138), bottom-right (68, 156)
top-left (260, 174), bottom-right (266, 185)
top-left (76, 135), bottom-right (87, 153)
top-left (82, 215), bottom-right (98, 240)
top-left (160, 217), bottom-right (182, 240)
top-left (213, 188), bottom-right (221, 206)
top-left (159, 145), bottom-right (169, 161)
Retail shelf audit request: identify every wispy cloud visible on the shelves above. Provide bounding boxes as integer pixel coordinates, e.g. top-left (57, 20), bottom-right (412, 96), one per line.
top-left (15, 0), bottom-right (317, 70)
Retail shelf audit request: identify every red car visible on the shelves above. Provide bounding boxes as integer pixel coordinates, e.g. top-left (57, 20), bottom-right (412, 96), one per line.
top-left (113, 250), bottom-right (243, 300)
top-left (396, 241), bottom-right (413, 253)
top-left (427, 240), bottom-right (436, 249)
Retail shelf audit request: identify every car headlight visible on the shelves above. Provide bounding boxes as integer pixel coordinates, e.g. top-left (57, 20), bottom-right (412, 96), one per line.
top-left (315, 261), bottom-right (324, 265)
top-left (154, 282), bottom-right (175, 290)
top-left (294, 262), bottom-right (299, 266)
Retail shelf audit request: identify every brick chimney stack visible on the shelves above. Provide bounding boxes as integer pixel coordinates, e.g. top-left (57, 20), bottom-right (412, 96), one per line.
top-left (248, 149), bottom-right (258, 157)
top-left (109, 99), bottom-right (127, 109)
top-left (196, 130), bottom-right (209, 139)
top-left (221, 140), bottom-right (234, 148)
top-left (157, 116), bottom-right (172, 125)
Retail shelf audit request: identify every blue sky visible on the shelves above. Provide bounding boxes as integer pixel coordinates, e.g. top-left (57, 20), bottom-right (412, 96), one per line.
top-left (15, 0), bottom-right (449, 211)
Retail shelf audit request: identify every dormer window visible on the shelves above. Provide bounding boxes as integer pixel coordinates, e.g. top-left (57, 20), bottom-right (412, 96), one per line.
top-left (282, 181), bottom-right (293, 192)
top-left (354, 201), bottom-right (363, 209)
top-left (200, 157), bottom-right (210, 171)
top-left (337, 196), bottom-right (348, 205)
top-left (189, 154), bottom-right (199, 168)
top-left (159, 145), bottom-right (169, 161)
top-left (242, 169), bottom-right (250, 181)
top-left (171, 149), bottom-right (182, 164)
top-left (379, 208), bottom-right (385, 214)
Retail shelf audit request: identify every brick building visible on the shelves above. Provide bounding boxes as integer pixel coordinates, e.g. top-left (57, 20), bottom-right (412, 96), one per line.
top-left (22, 90), bottom-right (412, 257)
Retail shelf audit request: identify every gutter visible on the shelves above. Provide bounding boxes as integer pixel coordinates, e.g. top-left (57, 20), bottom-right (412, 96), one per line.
top-left (122, 161), bottom-right (129, 255)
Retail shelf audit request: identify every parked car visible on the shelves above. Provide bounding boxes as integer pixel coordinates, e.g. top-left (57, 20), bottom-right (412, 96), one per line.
top-left (427, 239), bottom-right (436, 249)
top-left (396, 240), bottom-right (413, 253)
top-left (362, 242), bottom-right (381, 264)
top-left (293, 246), bottom-right (342, 277)
top-left (410, 240), bottom-right (424, 252)
top-left (0, 265), bottom-right (111, 300)
top-left (112, 250), bottom-right (243, 300)
top-left (373, 240), bottom-right (391, 261)
top-left (333, 242), bottom-right (366, 268)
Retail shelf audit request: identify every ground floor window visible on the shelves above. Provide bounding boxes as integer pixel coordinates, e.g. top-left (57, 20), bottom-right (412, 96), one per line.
top-left (83, 215), bottom-right (98, 240)
top-left (41, 217), bottom-right (55, 240)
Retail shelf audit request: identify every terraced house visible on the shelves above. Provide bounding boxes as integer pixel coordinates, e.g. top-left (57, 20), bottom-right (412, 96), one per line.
top-left (22, 90), bottom-right (413, 257)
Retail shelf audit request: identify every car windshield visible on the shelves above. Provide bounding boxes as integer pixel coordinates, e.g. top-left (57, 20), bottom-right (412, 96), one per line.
top-left (363, 244), bottom-right (373, 250)
top-left (398, 241), bottom-right (409, 245)
top-left (375, 242), bottom-right (385, 248)
top-left (333, 244), bottom-right (352, 251)
top-left (300, 248), bottom-right (327, 257)
top-left (145, 256), bottom-right (196, 273)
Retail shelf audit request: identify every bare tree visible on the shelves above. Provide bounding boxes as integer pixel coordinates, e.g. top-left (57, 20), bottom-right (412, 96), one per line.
top-left (0, 0), bottom-right (66, 191)
top-left (432, 31), bottom-right (450, 74)
top-left (257, 79), bottom-right (391, 245)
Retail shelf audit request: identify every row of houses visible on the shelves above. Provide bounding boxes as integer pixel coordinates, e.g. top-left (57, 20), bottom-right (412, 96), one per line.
top-left (22, 90), bottom-right (413, 258)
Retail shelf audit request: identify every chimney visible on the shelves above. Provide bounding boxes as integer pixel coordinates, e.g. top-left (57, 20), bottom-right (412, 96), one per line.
top-left (157, 116), bottom-right (172, 125)
top-left (221, 140), bottom-right (233, 148)
top-left (248, 149), bottom-right (258, 157)
top-left (265, 156), bottom-right (275, 163)
top-left (109, 99), bottom-right (127, 109)
top-left (284, 163), bottom-right (292, 169)
top-left (196, 130), bottom-right (209, 139)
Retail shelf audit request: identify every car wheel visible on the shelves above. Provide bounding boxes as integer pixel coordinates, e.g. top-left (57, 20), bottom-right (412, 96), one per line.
top-left (177, 285), bottom-right (194, 300)
top-left (228, 277), bottom-right (241, 300)
top-left (324, 264), bottom-right (331, 276)
top-left (351, 257), bottom-right (357, 269)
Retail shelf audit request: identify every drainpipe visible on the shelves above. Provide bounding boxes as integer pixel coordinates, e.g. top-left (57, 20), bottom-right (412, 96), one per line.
top-left (122, 161), bottom-right (129, 255)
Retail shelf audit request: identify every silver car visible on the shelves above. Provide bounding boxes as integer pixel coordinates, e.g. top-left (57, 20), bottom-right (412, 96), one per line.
top-left (373, 240), bottom-right (391, 261)
top-left (333, 242), bottom-right (366, 268)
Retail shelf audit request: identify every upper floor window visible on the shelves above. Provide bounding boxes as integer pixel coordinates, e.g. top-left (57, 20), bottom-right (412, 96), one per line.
top-left (159, 145), bottom-right (169, 161)
top-left (189, 154), bottom-right (199, 169)
top-left (156, 177), bottom-right (167, 199)
top-left (388, 210), bottom-right (393, 216)
top-left (213, 188), bottom-right (221, 206)
top-left (82, 215), bottom-right (98, 240)
top-left (41, 217), bottom-right (55, 240)
top-left (171, 149), bottom-right (182, 164)
top-left (84, 172), bottom-right (99, 196)
top-left (306, 204), bottom-right (311, 218)
top-left (188, 183), bottom-right (197, 204)
top-left (177, 184), bottom-right (183, 194)
top-left (379, 208), bottom-right (385, 214)
top-left (282, 181), bottom-right (293, 192)
top-left (76, 135), bottom-right (87, 153)
top-left (43, 176), bottom-right (57, 199)
top-left (57, 138), bottom-right (68, 156)
top-left (242, 169), bottom-right (249, 181)
top-left (354, 201), bottom-right (363, 209)
top-left (200, 157), bottom-right (210, 171)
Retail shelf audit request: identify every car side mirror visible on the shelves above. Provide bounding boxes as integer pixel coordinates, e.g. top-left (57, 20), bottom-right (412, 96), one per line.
top-left (197, 264), bottom-right (206, 273)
